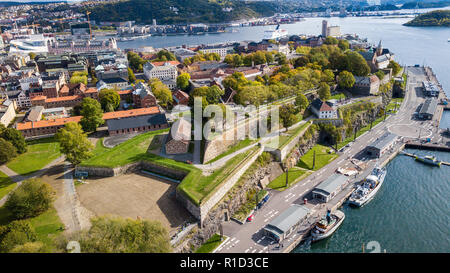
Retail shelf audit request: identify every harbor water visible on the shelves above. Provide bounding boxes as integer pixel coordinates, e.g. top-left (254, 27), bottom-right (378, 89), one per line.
top-left (293, 149), bottom-right (450, 253)
top-left (117, 9), bottom-right (450, 252)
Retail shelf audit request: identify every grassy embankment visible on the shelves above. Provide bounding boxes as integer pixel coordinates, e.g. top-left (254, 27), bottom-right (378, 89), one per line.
top-left (195, 233), bottom-right (227, 253)
top-left (80, 129), bottom-right (260, 206)
top-left (6, 137), bottom-right (61, 176)
top-left (0, 171), bottom-right (15, 200)
top-left (297, 144), bottom-right (339, 170)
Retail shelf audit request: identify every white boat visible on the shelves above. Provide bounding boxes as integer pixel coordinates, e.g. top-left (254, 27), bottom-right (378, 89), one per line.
top-left (348, 167), bottom-right (386, 207)
top-left (311, 210), bottom-right (345, 242)
top-left (263, 25), bottom-right (288, 40)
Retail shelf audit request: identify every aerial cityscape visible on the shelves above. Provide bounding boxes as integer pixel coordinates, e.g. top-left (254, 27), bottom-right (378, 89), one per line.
top-left (0, 0), bottom-right (448, 265)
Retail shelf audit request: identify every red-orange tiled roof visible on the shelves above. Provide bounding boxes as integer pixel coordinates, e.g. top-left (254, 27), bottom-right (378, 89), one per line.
top-left (31, 96), bottom-right (47, 101)
top-left (45, 95), bottom-right (81, 103)
top-left (17, 116), bottom-right (82, 130)
top-left (151, 61), bottom-right (180, 66)
top-left (103, 107), bottom-right (160, 120)
top-left (117, 89), bottom-right (133, 95)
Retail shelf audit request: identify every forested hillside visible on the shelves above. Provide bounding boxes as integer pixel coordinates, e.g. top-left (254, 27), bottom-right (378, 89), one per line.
top-left (404, 10), bottom-right (450, 26)
top-left (80, 0), bottom-right (278, 24)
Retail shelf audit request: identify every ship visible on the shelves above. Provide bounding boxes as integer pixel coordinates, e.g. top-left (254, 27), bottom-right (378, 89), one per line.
top-left (348, 167), bottom-right (386, 207)
top-left (415, 155), bottom-right (442, 167)
top-left (263, 24), bottom-right (288, 40)
top-left (311, 210), bottom-right (345, 242)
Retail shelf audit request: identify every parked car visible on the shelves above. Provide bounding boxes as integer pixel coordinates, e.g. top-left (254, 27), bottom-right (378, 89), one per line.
top-left (247, 214), bottom-right (254, 222)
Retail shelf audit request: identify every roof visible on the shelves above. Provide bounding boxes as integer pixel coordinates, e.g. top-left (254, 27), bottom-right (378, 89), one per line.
top-left (419, 98), bottom-right (438, 116)
top-left (100, 77), bottom-right (128, 84)
top-left (166, 118), bottom-right (191, 143)
top-left (264, 205), bottom-right (310, 236)
top-left (27, 106), bottom-right (44, 122)
top-left (106, 113), bottom-right (167, 131)
top-left (358, 51), bottom-right (375, 61)
top-left (46, 95), bottom-right (80, 103)
top-left (313, 174), bottom-right (348, 197)
top-left (310, 98), bottom-right (333, 112)
top-left (368, 132), bottom-right (398, 151)
top-left (151, 61), bottom-right (180, 67)
top-left (17, 116), bottom-right (82, 130)
top-left (102, 107), bottom-right (160, 120)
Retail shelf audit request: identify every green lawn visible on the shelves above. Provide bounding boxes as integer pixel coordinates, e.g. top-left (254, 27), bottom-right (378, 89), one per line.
top-left (267, 167), bottom-right (310, 191)
top-left (386, 98), bottom-right (404, 113)
top-left (0, 206), bottom-right (64, 251)
top-left (81, 129), bottom-right (259, 206)
top-left (0, 171), bottom-right (16, 200)
top-left (297, 144), bottom-right (338, 171)
top-left (330, 92), bottom-right (347, 100)
top-left (206, 138), bottom-right (256, 164)
top-left (195, 234), bottom-right (226, 253)
top-left (179, 146), bottom-right (260, 206)
top-left (6, 137), bottom-right (61, 176)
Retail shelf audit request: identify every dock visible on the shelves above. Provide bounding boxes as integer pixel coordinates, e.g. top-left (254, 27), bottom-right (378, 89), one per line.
top-left (400, 150), bottom-right (450, 166)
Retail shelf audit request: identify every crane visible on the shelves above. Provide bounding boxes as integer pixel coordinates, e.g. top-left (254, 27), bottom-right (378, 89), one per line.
top-left (86, 11), bottom-right (92, 40)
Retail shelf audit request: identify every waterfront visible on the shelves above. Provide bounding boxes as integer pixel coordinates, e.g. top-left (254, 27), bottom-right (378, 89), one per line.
top-left (117, 12), bottom-right (450, 253)
top-left (294, 149), bottom-right (450, 253)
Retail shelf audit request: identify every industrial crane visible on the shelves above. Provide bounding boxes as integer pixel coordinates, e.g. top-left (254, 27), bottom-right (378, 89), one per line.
top-left (86, 11), bottom-right (92, 40)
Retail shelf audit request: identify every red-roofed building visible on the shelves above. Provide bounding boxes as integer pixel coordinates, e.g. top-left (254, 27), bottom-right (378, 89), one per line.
top-left (310, 98), bottom-right (337, 119)
top-left (172, 90), bottom-right (189, 106)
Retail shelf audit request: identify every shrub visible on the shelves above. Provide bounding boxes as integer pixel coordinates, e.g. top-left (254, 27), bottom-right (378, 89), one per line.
top-left (0, 138), bottom-right (17, 164)
top-left (0, 220), bottom-right (37, 252)
top-left (5, 178), bottom-right (55, 219)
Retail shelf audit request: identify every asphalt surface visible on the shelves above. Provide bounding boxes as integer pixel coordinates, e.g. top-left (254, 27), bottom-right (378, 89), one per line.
top-left (217, 66), bottom-right (441, 253)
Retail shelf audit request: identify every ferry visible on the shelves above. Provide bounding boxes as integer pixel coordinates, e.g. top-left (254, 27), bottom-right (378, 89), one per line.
top-left (263, 25), bottom-right (288, 40)
top-left (311, 210), bottom-right (345, 242)
top-left (348, 167), bottom-right (386, 207)
top-left (415, 155), bottom-right (442, 167)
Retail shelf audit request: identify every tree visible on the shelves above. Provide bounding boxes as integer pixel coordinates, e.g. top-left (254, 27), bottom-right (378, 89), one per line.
top-left (127, 51), bottom-right (146, 72)
top-left (5, 178), bottom-right (55, 220)
top-left (318, 82), bottom-right (331, 100)
top-left (55, 122), bottom-right (94, 165)
top-left (128, 67), bottom-right (136, 83)
top-left (99, 89), bottom-right (120, 111)
top-left (375, 70), bottom-right (385, 81)
top-left (28, 52), bottom-right (36, 60)
top-left (11, 242), bottom-right (49, 253)
top-left (70, 75), bottom-right (88, 85)
top-left (344, 51), bottom-right (370, 76)
top-left (0, 220), bottom-right (37, 253)
top-left (73, 216), bottom-right (172, 253)
top-left (156, 49), bottom-right (176, 61)
top-left (275, 52), bottom-right (287, 65)
top-left (0, 138), bottom-right (17, 164)
top-left (295, 93), bottom-right (309, 111)
top-left (176, 73), bottom-right (191, 91)
top-left (338, 39), bottom-right (350, 51)
top-left (80, 98), bottom-right (104, 132)
top-left (279, 104), bottom-right (298, 129)
top-left (149, 79), bottom-right (172, 107)
top-left (338, 71), bottom-right (356, 89)
top-left (388, 60), bottom-right (401, 76)
top-left (324, 36), bottom-right (339, 45)
top-left (190, 85), bottom-right (224, 106)
top-left (1, 128), bottom-right (27, 154)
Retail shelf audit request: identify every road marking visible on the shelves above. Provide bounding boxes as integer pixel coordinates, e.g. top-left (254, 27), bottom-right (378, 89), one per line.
top-left (252, 249), bottom-right (257, 253)
top-left (245, 249), bottom-right (250, 253)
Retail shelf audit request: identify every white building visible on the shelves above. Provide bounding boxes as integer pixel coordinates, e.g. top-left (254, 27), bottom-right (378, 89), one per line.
top-left (9, 34), bottom-right (55, 54)
top-left (198, 44), bottom-right (233, 58)
top-left (0, 100), bottom-right (16, 127)
top-left (310, 98), bottom-right (337, 119)
top-left (19, 76), bottom-right (42, 91)
top-left (143, 61), bottom-right (178, 82)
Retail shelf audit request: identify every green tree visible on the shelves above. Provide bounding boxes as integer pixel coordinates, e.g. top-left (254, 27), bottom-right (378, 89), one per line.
top-left (0, 138), bottom-right (17, 164)
top-left (338, 71), bottom-right (356, 89)
top-left (1, 128), bottom-right (27, 154)
top-left (5, 178), bottom-right (55, 220)
top-left (70, 75), bottom-right (88, 85)
top-left (80, 98), bottom-right (104, 132)
top-left (73, 216), bottom-right (172, 253)
top-left (388, 60), bottom-right (401, 76)
top-left (128, 67), bottom-right (136, 83)
top-left (295, 93), bottom-right (309, 111)
top-left (149, 79), bottom-right (173, 107)
top-left (127, 51), bottom-right (147, 72)
top-left (279, 104), bottom-right (298, 129)
top-left (324, 36), bottom-right (339, 45)
top-left (318, 82), bottom-right (331, 100)
top-left (55, 122), bottom-right (94, 165)
top-left (0, 220), bottom-right (37, 253)
top-left (176, 73), bottom-right (191, 91)
top-left (344, 51), bottom-right (370, 76)
top-left (28, 52), bottom-right (36, 60)
top-left (338, 39), bottom-right (349, 51)
top-left (11, 241), bottom-right (49, 253)
top-left (375, 70), bottom-right (385, 81)
top-left (99, 89), bottom-right (120, 111)
top-left (156, 49), bottom-right (176, 61)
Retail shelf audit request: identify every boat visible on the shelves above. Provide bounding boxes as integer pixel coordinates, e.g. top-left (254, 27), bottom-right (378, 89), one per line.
top-left (311, 210), bottom-right (345, 242)
top-left (348, 167), bottom-right (387, 207)
top-left (415, 155), bottom-right (442, 167)
top-left (263, 24), bottom-right (288, 40)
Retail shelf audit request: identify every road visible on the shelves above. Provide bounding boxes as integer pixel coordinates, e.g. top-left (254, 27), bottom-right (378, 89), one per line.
top-left (217, 66), bottom-right (437, 253)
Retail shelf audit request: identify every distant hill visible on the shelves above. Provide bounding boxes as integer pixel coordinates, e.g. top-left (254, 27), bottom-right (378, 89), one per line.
top-left (404, 10), bottom-right (450, 26)
top-left (80, 0), bottom-right (278, 25)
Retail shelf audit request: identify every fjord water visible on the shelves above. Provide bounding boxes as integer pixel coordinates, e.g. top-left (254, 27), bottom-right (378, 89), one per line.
top-left (293, 149), bottom-right (450, 253)
top-left (119, 12), bottom-right (450, 252)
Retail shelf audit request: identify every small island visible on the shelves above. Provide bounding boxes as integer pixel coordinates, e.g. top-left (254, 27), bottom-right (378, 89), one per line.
top-left (404, 10), bottom-right (450, 26)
